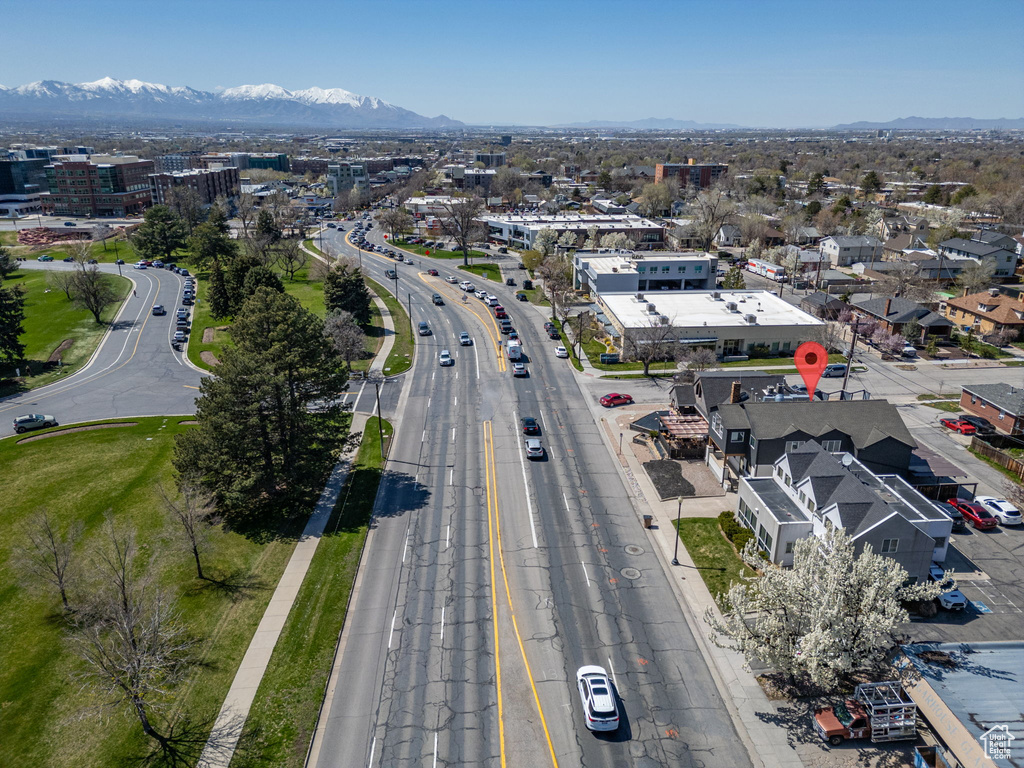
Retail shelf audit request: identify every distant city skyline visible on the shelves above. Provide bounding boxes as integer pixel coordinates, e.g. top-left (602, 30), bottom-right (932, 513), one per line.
top-left (2, 0), bottom-right (1022, 128)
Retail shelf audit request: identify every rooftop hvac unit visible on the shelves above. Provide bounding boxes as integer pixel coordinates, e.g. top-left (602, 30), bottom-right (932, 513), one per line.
top-left (636, 292), bottom-right (645, 301)
top-left (711, 291), bottom-right (721, 300)
top-left (659, 315), bottom-right (670, 325)
top-left (725, 301), bottom-right (738, 311)
top-left (646, 302), bottom-right (657, 313)
top-left (745, 314), bottom-right (757, 324)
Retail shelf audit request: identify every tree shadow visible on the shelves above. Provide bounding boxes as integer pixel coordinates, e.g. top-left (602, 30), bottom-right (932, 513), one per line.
top-left (124, 711), bottom-right (256, 768)
top-left (189, 567), bottom-right (270, 603)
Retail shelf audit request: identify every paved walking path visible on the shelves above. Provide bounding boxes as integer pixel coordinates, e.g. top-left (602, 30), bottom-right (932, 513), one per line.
top-left (198, 294), bottom-right (395, 768)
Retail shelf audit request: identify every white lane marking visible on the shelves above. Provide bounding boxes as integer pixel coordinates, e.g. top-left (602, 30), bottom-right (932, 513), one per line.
top-left (451, 427), bottom-right (455, 441)
top-left (388, 610), bottom-right (398, 649)
top-left (455, 371), bottom-right (458, 380)
top-left (440, 607), bottom-right (446, 645)
top-left (368, 737), bottom-right (376, 768)
top-left (454, 396), bottom-right (457, 406)
top-left (540, 411), bottom-right (547, 431)
top-left (449, 468), bottom-right (454, 485)
top-left (607, 657), bottom-right (619, 691)
top-left (446, 523), bottom-right (450, 548)
top-left (432, 732), bottom-right (439, 768)
top-left (432, 370), bottom-right (436, 381)
top-left (563, 492), bottom-right (570, 511)
top-left (516, 433), bottom-right (541, 548)
top-left (402, 527), bottom-right (410, 563)
top-left (582, 560), bottom-right (591, 587)
top-left (427, 397), bottom-right (431, 409)
top-left (474, 342), bottom-right (480, 380)
top-left (422, 430), bottom-right (426, 442)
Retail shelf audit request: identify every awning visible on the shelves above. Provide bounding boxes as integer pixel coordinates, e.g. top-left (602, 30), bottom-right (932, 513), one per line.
top-left (677, 337), bottom-right (719, 345)
top-left (660, 413), bottom-right (709, 439)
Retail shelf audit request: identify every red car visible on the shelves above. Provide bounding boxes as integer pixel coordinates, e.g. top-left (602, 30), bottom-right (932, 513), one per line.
top-left (494, 307), bottom-right (508, 319)
top-left (947, 498), bottom-right (998, 530)
top-left (940, 417), bottom-right (977, 435)
top-left (600, 393), bottom-right (634, 407)
top-left (427, 269), bottom-right (439, 276)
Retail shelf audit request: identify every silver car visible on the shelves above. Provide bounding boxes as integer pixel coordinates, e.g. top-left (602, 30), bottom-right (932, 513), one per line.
top-left (525, 438), bottom-right (544, 460)
top-left (13, 413), bottom-right (57, 434)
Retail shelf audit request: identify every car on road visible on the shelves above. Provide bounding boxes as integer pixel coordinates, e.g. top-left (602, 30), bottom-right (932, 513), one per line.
top-left (173, 330), bottom-right (186, 342)
top-left (600, 393), bottom-right (633, 407)
top-left (548, 328), bottom-right (561, 339)
top-left (182, 296), bottom-right (193, 305)
top-left (418, 321), bottom-right (432, 336)
top-left (152, 305), bottom-right (166, 316)
top-left (521, 417), bottom-right (540, 435)
top-left (939, 417), bottom-right (976, 435)
top-left (326, 222), bottom-right (336, 228)
top-left (439, 349), bottom-right (453, 366)
top-left (115, 259), bottom-right (125, 265)
top-left (555, 345), bottom-right (569, 358)
top-left (87, 258), bottom-right (98, 264)
top-left (959, 415), bottom-right (996, 435)
top-left (499, 320), bottom-right (513, 334)
top-left (486, 295), bottom-right (499, 306)
top-left (176, 308), bottom-right (189, 319)
top-left (947, 498), bottom-right (998, 530)
top-left (494, 306), bottom-right (507, 319)
top-left (512, 362), bottom-right (527, 377)
top-left (176, 316), bottom-right (189, 328)
top-left (12, 413), bottom-right (57, 433)
top-left (460, 281), bottom-right (476, 292)
top-left (927, 564), bottom-right (969, 611)
top-left (385, 269), bottom-right (397, 279)
top-left (934, 501), bottom-right (967, 531)
top-left (445, 276), bottom-right (459, 284)
top-left (974, 496), bottom-right (1023, 525)
top-left (517, 262), bottom-right (526, 269)
top-left (63, 221), bottom-right (76, 227)
top-left (133, 262), bottom-right (147, 269)
top-left (475, 290), bottom-right (487, 299)
top-left (576, 666), bottom-right (619, 732)
top-left (822, 363), bottom-right (847, 378)
top-left (505, 278), bottom-right (516, 286)
top-left (37, 254), bottom-right (54, 262)
top-left (62, 256), bottom-right (74, 262)
top-left (432, 293), bottom-right (444, 305)
top-left (459, 332), bottom-right (472, 346)
top-left (153, 260), bottom-right (164, 268)
top-left (516, 292), bottom-right (528, 301)
top-left (525, 437), bottom-right (544, 459)
top-left (427, 269), bottom-right (439, 276)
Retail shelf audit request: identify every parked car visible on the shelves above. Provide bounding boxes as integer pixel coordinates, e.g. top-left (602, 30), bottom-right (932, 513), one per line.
top-left (182, 296), bottom-right (194, 305)
top-left (432, 293), bottom-right (444, 306)
top-left (63, 221), bottom-right (77, 227)
top-left (974, 496), bottom-right (1023, 525)
top-left (939, 417), bottom-right (977, 435)
top-left (173, 330), bottom-right (186, 342)
top-left (525, 437), bottom-right (544, 459)
top-left (418, 321), bottom-right (432, 336)
top-left (928, 564), bottom-right (969, 611)
top-left (133, 262), bottom-right (147, 269)
top-left (822, 363), bottom-right (847, 378)
top-left (459, 332), bottom-right (472, 346)
top-left (438, 349), bottom-right (453, 366)
top-left (521, 417), bottom-right (540, 435)
top-left (934, 501), bottom-right (967, 531)
top-left (176, 308), bottom-right (189, 319)
top-left (152, 305), bottom-right (166, 316)
top-left (575, 666), bottom-right (619, 732)
top-left (12, 413), bottom-right (57, 433)
top-left (555, 346), bottom-right (569, 358)
top-left (153, 260), bottom-right (164, 268)
top-left (512, 362), bottom-right (527, 377)
top-left (947, 498), bottom-right (999, 530)
top-left (62, 256), bottom-right (74, 262)
top-left (548, 328), bottom-right (561, 339)
top-left (505, 278), bottom-right (516, 286)
top-left (959, 415), bottom-right (995, 435)
top-left (517, 262), bottom-right (526, 269)
top-left (600, 393), bottom-right (633, 407)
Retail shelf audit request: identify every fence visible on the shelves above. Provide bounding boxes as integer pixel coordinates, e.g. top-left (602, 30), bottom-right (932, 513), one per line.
top-left (969, 437), bottom-right (1024, 481)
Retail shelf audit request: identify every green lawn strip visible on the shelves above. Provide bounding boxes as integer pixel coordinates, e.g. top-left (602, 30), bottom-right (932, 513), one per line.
top-left (303, 238), bottom-right (325, 258)
top-left (969, 447), bottom-right (1024, 484)
top-left (675, 518), bottom-right (755, 607)
top-left (578, 336), bottom-right (676, 372)
top-left (599, 373), bottom-right (676, 379)
top-left (278, 264), bottom-right (325, 317)
top-left (719, 353), bottom-right (848, 368)
top-left (0, 417), bottom-right (296, 768)
top-left (457, 263), bottom-right (503, 282)
top-left (923, 401), bottom-right (961, 413)
top-left (518, 286), bottom-right (548, 305)
top-left (0, 269), bottom-right (130, 394)
top-left (364, 276), bottom-right (412, 375)
top-left (43, 238), bottom-right (133, 264)
top-left (1001, 360), bottom-right (1024, 367)
top-left (917, 393), bottom-right (961, 401)
top-left (551, 317), bottom-right (584, 372)
top-left (230, 417), bottom-right (392, 768)
top-left (392, 239), bottom-right (488, 261)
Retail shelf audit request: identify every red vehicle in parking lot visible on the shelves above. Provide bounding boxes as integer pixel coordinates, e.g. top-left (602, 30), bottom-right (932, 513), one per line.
top-left (939, 417), bottom-right (977, 435)
top-left (600, 393), bottom-right (634, 407)
top-left (947, 498), bottom-right (998, 529)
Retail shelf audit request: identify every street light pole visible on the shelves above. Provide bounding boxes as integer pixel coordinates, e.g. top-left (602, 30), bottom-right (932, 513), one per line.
top-left (672, 497), bottom-right (682, 566)
top-left (374, 380), bottom-right (384, 460)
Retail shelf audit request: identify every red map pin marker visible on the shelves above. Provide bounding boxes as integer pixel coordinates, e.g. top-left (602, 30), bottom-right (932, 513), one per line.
top-left (794, 341), bottom-right (828, 401)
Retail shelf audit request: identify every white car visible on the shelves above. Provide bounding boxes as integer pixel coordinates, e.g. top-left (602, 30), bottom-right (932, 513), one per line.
top-left (555, 345), bottom-right (569, 358)
top-left (445, 276), bottom-right (459, 284)
top-left (525, 437), bottom-right (544, 460)
top-left (462, 282), bottom-right (476, 292)
top-left (439, 349), bottom-right (453, 367)
top-left (133, 262), bottom-right (147, 269)
top-left (974, 496), bottom-right (1023, 525)
top-left (512, 362), bottom-right (527, 377)
top-left (576, 666), bottom-right (619, 732)
top-left (928, 564), bottom-right (969, 611)
top-left (485, 295), bottom-right (499, 306)
top-left (459, 332), bottom-right (472, 346)
top-left (474, 290), bottom-right (487, 299)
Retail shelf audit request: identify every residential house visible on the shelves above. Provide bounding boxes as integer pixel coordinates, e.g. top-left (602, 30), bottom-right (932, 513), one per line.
top-left (943, 287), bottom-right (1024, 342)
top-left (821, 235), bottom-right (883, 268)
top-left (882, 233), bottom-right (928, 260)
top-left (708, 399), bottom-right (917, 485)
top-left (800, 292), bottom-right (847, 320)
top-left (671, 371), bottom-right (788, 421)
top-left (852, 296), bottom-right (954, 342)
top-left (959, 383), bottom-right (1024, 435)
top-left (738, 442), bottom-right (951, 578)
top-left (715, 224), bottom-right (742, 247)
top-left (577, 169), bottom-right (600, 184)
top-left (795, 226), bottom-right (821, 245)
top-left (939, 236), bottom-right (1016, 279)
top-left (876, 214), bottom-right (929, 241)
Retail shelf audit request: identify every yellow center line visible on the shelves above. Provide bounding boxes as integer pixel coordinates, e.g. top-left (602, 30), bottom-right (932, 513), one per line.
top-left (483, 421), bottom-right (506, 766)
top-left (486, 421), bottom-right (560, 768)
top-left (417, 274), bottom-right (506, 372)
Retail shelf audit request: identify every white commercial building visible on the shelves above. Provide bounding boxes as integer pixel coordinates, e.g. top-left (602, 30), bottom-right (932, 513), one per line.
top-left (480, 213), bottom-right (665, 250)
top-left (573, 249), bottom-right (717, 294)
top-left (598, 289), bottom-right (823, 358)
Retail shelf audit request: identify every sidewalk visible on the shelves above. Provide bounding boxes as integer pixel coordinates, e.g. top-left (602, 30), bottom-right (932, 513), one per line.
top-left (198, 294), bottom-right (396, 768)
top-left (593, 405), bottom-right (806, 768)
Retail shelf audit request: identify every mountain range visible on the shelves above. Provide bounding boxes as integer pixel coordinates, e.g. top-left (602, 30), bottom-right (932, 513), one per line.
top-left (559, 117), bottom-right (744, 130)
top-left (0, 77), bottom-right (463, 129)
top-left (831, 116), bottom-right (1024, 131)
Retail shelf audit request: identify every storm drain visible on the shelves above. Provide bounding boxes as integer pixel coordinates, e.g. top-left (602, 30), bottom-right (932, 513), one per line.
top-left (620, 567), bottom-right (642, 580)
top-left (624, 545), bottom-right (644, 556)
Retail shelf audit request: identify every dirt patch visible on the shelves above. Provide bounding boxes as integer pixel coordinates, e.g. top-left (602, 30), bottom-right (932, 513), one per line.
top-left (643, 459), bottom-right (696, 501)
top-left (202, 325), bottom-right (229, 344)
top-left (17, 422), bottom-right (138, 443)
top-left (200, 351), bottom-right (220, 366)
top-left (47, 339), bottom-right (74, 363)
top-left (178, 419), bottom-right (199, 425)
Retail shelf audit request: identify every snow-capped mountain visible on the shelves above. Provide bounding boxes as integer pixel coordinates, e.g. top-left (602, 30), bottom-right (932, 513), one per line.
top-left (0, 77), bottom-right (462, 129)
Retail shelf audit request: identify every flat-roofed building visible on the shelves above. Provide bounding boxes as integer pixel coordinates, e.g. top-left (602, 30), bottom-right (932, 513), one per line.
top-left (655, 160), bottom-right (728, 189)
top-left (573, 249), bottom-right (717, 293)
top-left (43, 154), bottom-right (153, 217)
top-left (481, 213), bottom-right (665, 250)
top-left (148, 167), bottom-right (240, 206)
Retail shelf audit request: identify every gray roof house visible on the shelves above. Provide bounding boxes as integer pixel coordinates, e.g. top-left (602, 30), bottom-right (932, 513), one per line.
top-left (939, 236), bottom-right (1017, 278)
top-left (737, 442), bottom-right (952, 578)
top-left (800, 291), bottom-right (847, 319)
top-left (671, 370), bottom-right (788, 418)
top-left (852, 296), bottom-right (954, 340)
top-left (821, 235), bottom-right (882, 267)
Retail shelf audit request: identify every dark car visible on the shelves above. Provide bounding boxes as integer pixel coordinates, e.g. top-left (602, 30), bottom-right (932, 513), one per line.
top-left (517, 262), bottom-right (526, 269)
top-left (87, 258), bottom-right (98, 264)
top-left (521, 417), bottom-right (540, 435)
top-left (548, 329), bottom-right (561, 339)
top-left (947, 498), bottom-right (998, 530)
top-left (178, 269), bottom-right (190, 277)
top-left (516, 292), bottom-right (528, 301)
top-left (935, 501), bottom-right (967, 531)
top-left (385, 269), bottom-right (397, 280)
top-left (115, 259), bottom-right (125, 265)
top-left (432, 293), bottom-right (444, 305)
top-left (428, 269), bottom-right (439, 276)
top-left (182, 296), bottom-right (194, 305)
top-left (62, 256), bottom-right (74, 262)
top-left (523, 279), bottom-right (533, 290)
top-left (505, 278), bottom-right (516, 286)
top-left (63, 221), bottom-right (76, 227)
top-left (959, 415), bottom-right (995, 434)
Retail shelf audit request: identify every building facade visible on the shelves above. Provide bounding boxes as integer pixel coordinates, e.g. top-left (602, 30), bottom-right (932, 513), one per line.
top-left (148, 167), bottom-right (240, 206)
top-left (43, 154), bottom-right (153, 217)
top-left (326, 162), bottom-right (367, 194)
top-left (944, 288), bottom-right (1024, 342)
top-left (959, 383), bottom-right (1024, 435)
top-left (482, 213), bottom-right (666, 250)
top-left (821, 235), bottom-right (883, 267)
top-left (654, 161), bottom-right (728, 189)
top-left (573, 250), bottom-right (717, 294)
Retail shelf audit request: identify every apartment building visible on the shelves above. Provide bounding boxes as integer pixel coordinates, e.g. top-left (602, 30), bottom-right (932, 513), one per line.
top-left (654, 160), bottom-right (728, 189)
top-left (43, 154), bottom-right (154, 217)
top-left (148, 166), bottom-right (240, 206)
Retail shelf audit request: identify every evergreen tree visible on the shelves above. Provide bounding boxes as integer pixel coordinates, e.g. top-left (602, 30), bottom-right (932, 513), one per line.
top-left (0, 246), bottom-right (16, 280)
top-left (206, 201), bottom-right (231, 234)
top-left (0, 278), bottom-right (26, 364)
top-left (131, 205), bottom-right (187, 261)
top-left (173, 288), bottom-right (348, 519)
top-left (224, 253), bottom-right (260, 312)
top-left (242, 265), bottom-right (285, 296)
top-left (255, 209), bottom-right (282, 244)
top-left (722, 266), bottom-right (746, 290)
top-left (323, 264), bottom-right (372, 324)
top-left (207, 260), bottom-right (231, 319)
top-left (187, 222), bottom-right (235, 271)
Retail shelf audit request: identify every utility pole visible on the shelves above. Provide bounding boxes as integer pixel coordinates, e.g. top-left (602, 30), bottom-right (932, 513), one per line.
top-left (672, 497), bottom-right (682, 566)
top-left (407, 292), bottom-right (412, 325)
top-left (841, 319), bottom-right (861, 398)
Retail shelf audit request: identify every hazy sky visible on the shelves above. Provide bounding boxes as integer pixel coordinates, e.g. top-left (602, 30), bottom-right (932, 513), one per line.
top-left (2, 0), bottom-right (1021, 127)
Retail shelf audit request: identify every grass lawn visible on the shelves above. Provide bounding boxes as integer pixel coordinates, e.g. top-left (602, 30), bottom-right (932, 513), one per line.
top-left (517, 286), bottom-right (548, 305)
top-left (675, 518), bottom-right (755, 606)
top-left (0, 268), bottom-right (130, 395)
top-left (969, 447), bottom-right (1024, 484)
top-left (1002, 360), bottom-right (1024, 367)
top-left (303, 238), bottom-right (325, 258)
top-left (457, 263), bottom-right (503, 282)
top-left (579, 336), bottom-right (676, 372)
top-left (0, 417), bottom-right (298, 768)
top-left (365, 276), bottom-right (413, 375)
top-left (917, 393), bottom-right (960, 401)
top-left (392, 239), bottom-right (488, 261)
top-left (719, 353), bottom-right (848, 369)
top-left (924, 401), bottom-right (961, 413)
top-left (232, 417), bottom-right (392, 768)
top-left (551, 317), bottom-right (584, 372)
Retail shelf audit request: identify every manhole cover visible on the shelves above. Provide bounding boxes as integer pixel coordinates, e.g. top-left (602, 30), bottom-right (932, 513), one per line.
top-left (620, 567), bottom-right (642, 580)
top-left (625, 545), bottom-right (644, 556)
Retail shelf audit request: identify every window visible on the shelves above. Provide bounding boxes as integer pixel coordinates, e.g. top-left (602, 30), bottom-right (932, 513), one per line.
top-left (750, 435), bottom-right (756, 447)
top-left (661, 266), bottom-right (670, 274)
top-left (980, 400), bottom-right (986, 409)
top-left (677, 266), bottom-right (685, 273)
top-left (637, 265), bottom-right (646, 273)
top-left (820, 440), bottom-right (842, 452)
top-left (999, 411), bottom-right (1005, 420)
top-left (729, 431), bottom-right (744, 443)
top-left (881, 538), bottom-right (899, 554)
top-left (970, 394), bottom-right (976, 404)
top-left (711, 413), bottom-right (722, 432)
top-left (933, 536), bottom-right (946, 548)
top-left (808, 500), bottom-right (815, 512)
top-left (695, 265), bottom-right (703, 273)
top-left (785, 541), bottom-right (795, 554)
top-left (787, 440), bottom-right (804, 452)
top-left (784, 474), bottom-right (791, 486)
top-left (776, 466), bottom-right (783, 478)
top-left (799, 491), bottom-right (806, 504)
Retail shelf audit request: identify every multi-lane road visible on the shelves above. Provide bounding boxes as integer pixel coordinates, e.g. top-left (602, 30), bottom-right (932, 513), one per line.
top-left (0, 262), bottom-right (205, 435)
top-left (309, 225), bottom-right (752, 768)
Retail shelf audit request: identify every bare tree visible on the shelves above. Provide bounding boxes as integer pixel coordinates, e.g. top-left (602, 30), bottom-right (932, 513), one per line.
top-left (164, 186), bottom-right (203, 234)
top-left (275, 238), bottom-right (309, 281)
top-left (438, 195), bottom-right (486, 266)
top-left (876, 261), bottom-right (936, 304)
top-left (954, 258), bottom-right (997, 296)
top-left (65, 239), bottom-right (93, 263)
top-left (160, 480), bottom-right (215, 581)
top-left (539, 254), bottom-right (575, 328)
top-left (324, 309), bottom-right (366, 371)
top-left (242, 233), bottom-right (277, 266)
top-left (623, 318), bottom-right (679, 376)
top-left (814, 320), bottom-right (847, 353)
top-left (72, 263), bottom-right (120, 323)
top-left (15, 509), bottom-right (82, 611)
top-left (48, 268), bottom-right (77, 300)
top-left (379, 209), bottom-right (414, 239)
top-left (692, 188), bottom-right (737, 250)
top-left (235, 192), bottom-right (258, 237)
top-left (678, 345), bottom-right (720, 373)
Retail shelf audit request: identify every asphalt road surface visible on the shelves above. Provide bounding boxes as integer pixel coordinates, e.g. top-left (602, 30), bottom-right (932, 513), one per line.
top-left (0, 262), bottom-right (205, 435)
top-left (310, 224), bottom-right (752, 768)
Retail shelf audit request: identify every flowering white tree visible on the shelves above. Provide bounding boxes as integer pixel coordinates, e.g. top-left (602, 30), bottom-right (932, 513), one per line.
top-left (534, 227), bottom-right (558, 257)
top-left (599, 232), bottom-right (632, 250)
top-left (706, 526), bottom-right (942, 690)
top-left (583, 225), bottom-right (600, 250)
top-left (557, 231), bottom-right (578, 251)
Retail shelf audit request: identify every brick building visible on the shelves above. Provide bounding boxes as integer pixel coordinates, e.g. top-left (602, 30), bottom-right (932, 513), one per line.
top-left (43, 154), bottom-right (153, 217)
top-left (944, 287), bottom-right (1024, 342)
top-left (148, 167), bottom-right (240, 206)
top-left (655, 160), bottom-right (728, 190)
top-left (959, 383), bottom-right (1024, 435)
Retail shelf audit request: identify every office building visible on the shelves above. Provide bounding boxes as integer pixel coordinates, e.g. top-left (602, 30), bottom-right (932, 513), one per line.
top-left (655, 160), bottom-right (728, 189)
top-left (43, 154), bottom-right (154, 217)
top-left (148, 167), bottom-right (240, 206)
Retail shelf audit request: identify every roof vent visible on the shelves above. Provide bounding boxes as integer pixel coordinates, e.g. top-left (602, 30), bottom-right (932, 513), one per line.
top-left (659, 315), bottom-right (670, 325)
top-left (647, 302), bottom-right (657, 313)
top-left (745, 313), bottom-right (757, 324)
top-left (711, 291), bottom-right (722, 300)
top-left (989, 287), bottom-right (1000, 297)
top-left (725, 301), bottom-right (738, 312)
top-left (636, 292), bottom-right (644, 301)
